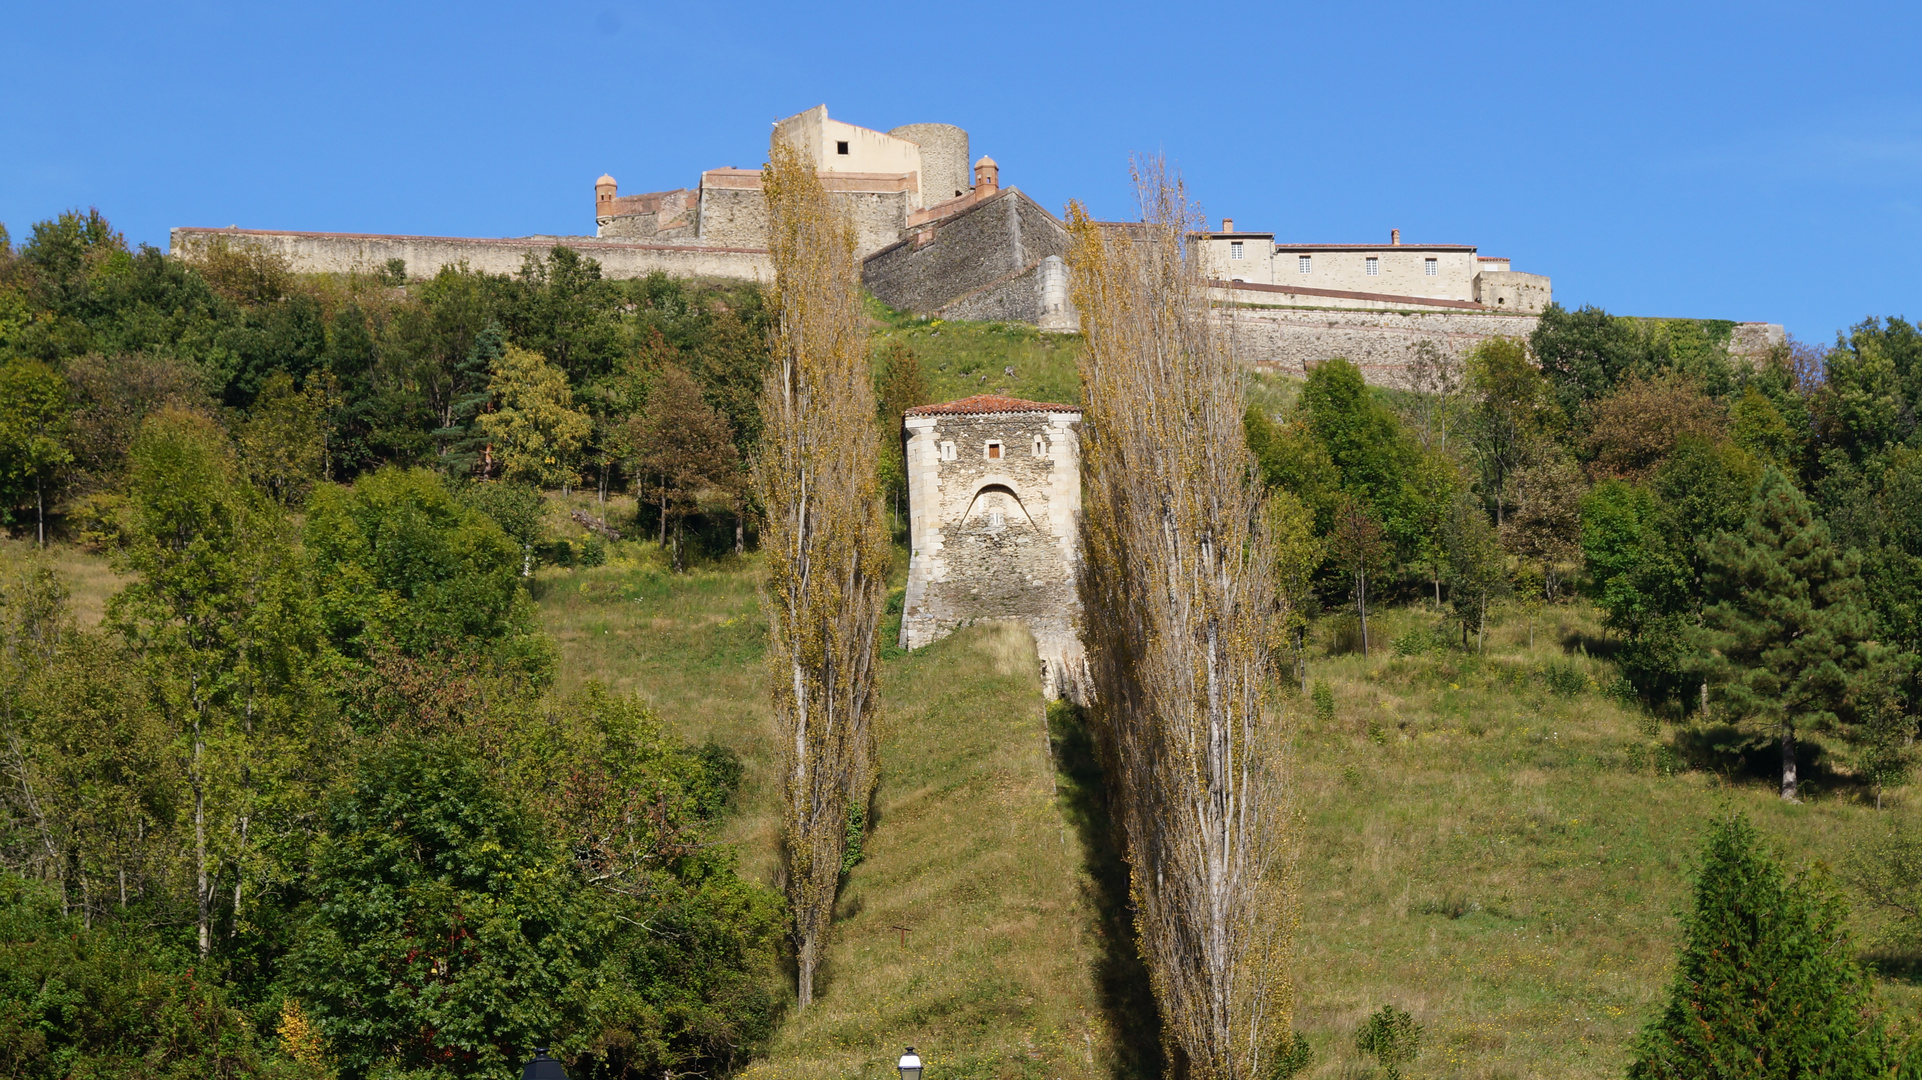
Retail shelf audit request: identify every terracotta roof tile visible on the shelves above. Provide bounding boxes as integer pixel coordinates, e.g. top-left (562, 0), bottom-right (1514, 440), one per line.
top-left (905, 394), bottom-right (1077, 417)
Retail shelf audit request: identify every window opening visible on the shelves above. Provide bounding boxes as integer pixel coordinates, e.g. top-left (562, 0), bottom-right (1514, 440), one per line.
top-left (1230, 240), bottom-right (1244, 260)
top-left (986, 441), bottom-right (1002, 460)
top-left (836, 140), bottom-right (850, 155)
top-left (1424, 258), bottom-right (1437, 276)
top-left (1298, 255), bottom-right (1312, 274)
top-left (1365, 257), bottom-right (1380, 276)
top-left (940, 441), bottom-right (956, 461)
top-left (1033, 436), bottom-right (1046, 456)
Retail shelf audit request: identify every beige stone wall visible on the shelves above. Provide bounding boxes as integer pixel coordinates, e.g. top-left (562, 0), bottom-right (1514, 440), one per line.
top-left (170, 227), bottom-right (770, 283)
top-left (1276, 246), bottom-right (1481, 300)
top-left (888, 123), bottom-right (970, 202)
top-left (772, 105), bottom-right (927, 205)
top-left (1472, 270), bottom-right (1552, 313)
top-left (1228, 307), bottom-right (1540, 387)
top-left (901, 408), bottom-right (1085, 700)
top-left (695, 175), bottom-right (770, 248)
top-left (1202, 234), bottom-right (1277, 285)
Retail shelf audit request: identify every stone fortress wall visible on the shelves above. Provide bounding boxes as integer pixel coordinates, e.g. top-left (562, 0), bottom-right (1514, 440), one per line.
top-left (167, 226), bottom-right (772, 282)
top-left (899, 396), bottom-right (1086, 702)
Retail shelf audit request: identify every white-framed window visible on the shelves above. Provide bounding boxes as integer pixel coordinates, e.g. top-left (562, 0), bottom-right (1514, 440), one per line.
top-left (1424, 258), bottom-right (1437, 276)
top-left (940, 441), bottom-right (956, 461)
top-left (985, 441), bottom-right (1003, 460)
top-left (1365, 256), bottom-right (1380, 276)
top-left (1298, 255), bottom-right (1312, 274)
top-left (1229, 240), bottom-right (1244, 260)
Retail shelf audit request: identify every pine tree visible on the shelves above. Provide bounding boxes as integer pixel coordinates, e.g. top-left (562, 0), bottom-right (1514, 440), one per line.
top-left (431, 321), bottom-right (503, 477)
top-left (1629, 814), bottom-right (1891, 1078)
top-left (1702, 467), bottom-right (1875, 801)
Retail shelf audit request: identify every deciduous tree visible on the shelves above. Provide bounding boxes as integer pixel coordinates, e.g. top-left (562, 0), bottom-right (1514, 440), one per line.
top-left (755, 141), bottom-right (890, 1008)
top-left (478, 345), bottom-right (591, 490)
top-left (1068, 159), bottom-right (1293, 1080)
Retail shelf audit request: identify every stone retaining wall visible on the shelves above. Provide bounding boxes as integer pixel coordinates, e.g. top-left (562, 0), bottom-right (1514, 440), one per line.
top-left (170, 227), bottom-right (769, 282)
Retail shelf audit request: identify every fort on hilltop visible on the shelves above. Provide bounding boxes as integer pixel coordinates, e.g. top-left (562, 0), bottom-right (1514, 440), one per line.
top-left (169, 104), bottom-right (1782, 386)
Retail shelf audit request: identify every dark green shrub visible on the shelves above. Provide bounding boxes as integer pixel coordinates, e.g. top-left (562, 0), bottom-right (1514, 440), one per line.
top-left (1356, 1005), bottom-right (1422, 1079)
top-left (1269, 1032), bottom-right (1313, 1078)
top-left (1312, 680), bottom-right (1335, 724)
top-left (1543, 659), bottom-right (1587, 697)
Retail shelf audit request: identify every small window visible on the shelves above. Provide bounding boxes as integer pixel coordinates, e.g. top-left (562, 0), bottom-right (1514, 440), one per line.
top-left (1365, 257), bottom-right (1380, 276)
top-left (1033, 436), bottom-right (1046, 456)
top-left (1298, 255), bottom-right (1312, 274)
top-left (1229, 240), bottom-right (1244, 260)
top-left (1424, 258), bottom-right (1437, 276)
top-left (986, 441), bottom-right (1002, 460)
top-left (940, 441), bottom-right (956, 461)
top-left (836, 140), bottom-right (850, 155)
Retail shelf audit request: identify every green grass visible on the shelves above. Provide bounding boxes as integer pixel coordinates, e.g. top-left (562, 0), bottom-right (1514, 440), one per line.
top-left (532, 549), bottom-right (1922, 1079)
top-left (868, 302), bottom-right (1082, 407)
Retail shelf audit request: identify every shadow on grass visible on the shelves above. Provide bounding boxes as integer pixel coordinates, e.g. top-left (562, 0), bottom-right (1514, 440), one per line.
top-left (1048, 701), bottom-right (1166, 1080)
top-left (1669, 724), bottom-right (1866, 799)
top-left (1864, 952), bottom-right (1922, 986)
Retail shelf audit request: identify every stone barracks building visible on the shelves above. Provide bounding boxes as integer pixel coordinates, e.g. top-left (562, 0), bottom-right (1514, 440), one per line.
top-left (898, 395), bottom-right (1085, 701)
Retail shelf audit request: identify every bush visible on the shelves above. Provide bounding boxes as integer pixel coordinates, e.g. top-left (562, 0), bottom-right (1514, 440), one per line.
top-left (1327, 614), bottom-right (1365, 655)
top-left (1391, 626), bottom-right (1435, 657)
top-left (1542, 659), bottom-right (1588, 697)
top-left (1269, 1032), bottom-right (1313, 1078)
top-left (580, 532), bottom-right (607, 567)
top-left (1355, 1005), bottom-right (1422, 1080)
top-left (1312, 681), bottom-right (1336, 724)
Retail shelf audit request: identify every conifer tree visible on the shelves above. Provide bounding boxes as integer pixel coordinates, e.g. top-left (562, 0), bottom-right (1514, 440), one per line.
top-left (1702, 467), bottom-right (1875, 801)
top-left (756, 140), bottom-right (888, 1008)
top-left (1629, 814), bottom-right (1892, 1078)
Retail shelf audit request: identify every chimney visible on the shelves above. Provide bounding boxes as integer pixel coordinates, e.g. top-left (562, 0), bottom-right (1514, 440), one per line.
top-left (973, 156), bottom-right (999, 196)
top-left (1222, 218), bottom-right (1234, 233)
top-left (1391, 228), bottom-right (1401, 246)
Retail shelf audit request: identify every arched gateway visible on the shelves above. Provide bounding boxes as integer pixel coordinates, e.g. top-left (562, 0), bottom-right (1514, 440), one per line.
top-left (899, 395), bottom-right (1086, 701)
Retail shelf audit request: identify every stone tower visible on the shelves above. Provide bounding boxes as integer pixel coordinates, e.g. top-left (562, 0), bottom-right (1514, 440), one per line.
top-left (899, 395), bottom-right (1085, 700)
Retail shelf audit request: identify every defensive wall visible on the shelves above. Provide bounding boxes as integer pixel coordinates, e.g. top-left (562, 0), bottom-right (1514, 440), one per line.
top-left (168, 226), bottom-right (771, 283)
top-left (862, 185), bottom-right (1068, 318)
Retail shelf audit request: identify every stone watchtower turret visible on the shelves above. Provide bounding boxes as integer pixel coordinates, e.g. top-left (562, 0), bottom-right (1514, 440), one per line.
top-left (899, 395), bottom-right (1085, 701)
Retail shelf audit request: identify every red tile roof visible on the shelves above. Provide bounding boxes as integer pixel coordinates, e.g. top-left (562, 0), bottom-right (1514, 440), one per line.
top-left (905, 394), bottom-right (1077, 416)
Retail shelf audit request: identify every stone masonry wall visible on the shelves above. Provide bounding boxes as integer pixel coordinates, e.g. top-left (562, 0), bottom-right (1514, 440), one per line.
top-left (862, 189), bottom-right (1068, 316)
top-left (170, 227), bottom-right (769, 283)
top-left (901, 407), bottom-right (1085, 700)
top-left (1227, 307), bottom-right (1541, 386)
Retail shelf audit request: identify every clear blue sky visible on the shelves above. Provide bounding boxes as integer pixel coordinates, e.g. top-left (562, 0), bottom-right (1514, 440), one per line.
top-left (3, 0), bottom-right (1917, 343)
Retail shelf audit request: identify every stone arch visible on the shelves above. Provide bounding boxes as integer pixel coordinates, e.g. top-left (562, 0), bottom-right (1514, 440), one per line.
top-left (962, 482), bottom-right (1039, 530)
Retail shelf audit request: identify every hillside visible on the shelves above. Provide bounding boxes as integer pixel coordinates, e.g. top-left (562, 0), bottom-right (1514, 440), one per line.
top-left (529, 528), bottom-right (1922, 1079)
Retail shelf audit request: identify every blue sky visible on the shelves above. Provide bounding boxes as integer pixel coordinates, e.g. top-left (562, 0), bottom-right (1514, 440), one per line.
top-left (3, 0), bottom-right (1917, 343)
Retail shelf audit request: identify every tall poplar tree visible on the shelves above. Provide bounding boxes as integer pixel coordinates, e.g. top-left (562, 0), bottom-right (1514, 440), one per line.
top-left (755, 141), bottom-right (889, 1007)
top-left (1068, 160), bottom-right (1294, 1080)
top-left (1702, 467), bottom-right (1874, 801)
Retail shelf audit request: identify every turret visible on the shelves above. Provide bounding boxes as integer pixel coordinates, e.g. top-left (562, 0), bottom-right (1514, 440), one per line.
top-left (596, 174), bottom-right (618, 214)
top-left (973, 156), bottom-right (999, 197)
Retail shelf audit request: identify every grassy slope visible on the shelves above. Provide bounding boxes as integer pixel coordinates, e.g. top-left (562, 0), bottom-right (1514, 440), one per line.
top-left (535, 544), bottom-right (1124, 1080)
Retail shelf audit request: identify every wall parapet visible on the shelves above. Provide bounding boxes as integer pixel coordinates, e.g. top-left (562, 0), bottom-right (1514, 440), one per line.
top-left (169, 226), bottom-right (769, 282)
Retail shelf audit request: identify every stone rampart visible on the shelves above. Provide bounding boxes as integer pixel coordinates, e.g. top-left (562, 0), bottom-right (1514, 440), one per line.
top-left (1227, 307), bottom-right (1540, 386)
top-left (169, 227), bottom-right (769, 283)
top-left (863, 189), bottom-right (1068, 317)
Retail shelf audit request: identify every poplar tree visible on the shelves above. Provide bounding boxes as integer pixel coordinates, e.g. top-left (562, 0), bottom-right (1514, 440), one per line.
top-left (1629, 815), bottom-right (1892, 1077)
top-left (1067, 160), bottom-right (1294, 1080)
top-left (1702, 467), bottom-right (1874, 801)
top-left (755, 141), bottom-right (889, 1008)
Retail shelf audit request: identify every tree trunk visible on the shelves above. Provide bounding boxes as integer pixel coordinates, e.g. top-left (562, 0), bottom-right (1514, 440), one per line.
top-left (36, 479), bottom-right (45, 548)
top-left (1781, 720), bottom-right (1798, 802)
top-left (1356, 570), bottom-right (1369, 656)
top-left (1700, 680), bottom-right (1709, 717)
top-left (659, 477), bottom-right (668, 548)
top-left (735, 512), bottom-right (744, 556)
top-left (673, 518), bottom-right (684, 572)
top-left (194, 735), bottom-right (210, 958)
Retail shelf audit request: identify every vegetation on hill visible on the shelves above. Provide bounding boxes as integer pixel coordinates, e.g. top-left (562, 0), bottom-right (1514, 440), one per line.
top-left (4, 199), bottom-right (1922, 1080)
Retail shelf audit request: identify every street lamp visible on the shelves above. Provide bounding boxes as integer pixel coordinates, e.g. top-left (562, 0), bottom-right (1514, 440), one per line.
top-left (522, 1048), bottom-right (568, 1080)
top-left (898, 1046), bottom-right (923, 1080)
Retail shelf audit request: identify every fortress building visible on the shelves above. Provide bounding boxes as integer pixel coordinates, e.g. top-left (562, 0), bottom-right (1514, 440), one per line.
top-left (899, 395), bottom-right (1085, 701)
top-left (1199, 222), bottom-right (1552, 313)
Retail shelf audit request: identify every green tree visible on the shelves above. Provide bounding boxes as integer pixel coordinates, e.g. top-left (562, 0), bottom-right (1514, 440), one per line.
top-left (1443, 494), bottom-right (1508, 652)
top-left (1355, 1005), bottom-right (1422, 1080)
top-left (479, 345), bottom-right (591, 490)
top-left (1464, 337), bottom-right (1557, 526)
top-left (1331, 495), bottom-right (1388, 655)
top-left (236, 370), bottom-right (328, 505)
top-left (1267, 489), bottom-right (1322, 691)
top-left (1629, 815), bottom-right (1892, 1078)
top-left (108, 409), bottom-right (319, 957)
top-left (1702, 467), bottom-right (1876, 801)
top-left (630, 365), bottom-right (742, 570)
top-left (1529, 302), bottom-right (1644, 417)
top-left (874, 337), bottom-right (928, 530)
top-left (1298, 358), bottom-right (1424, 558)
top-left (305, 467), bottom-right (550, 682)
top-left (0, 358), bottom-right (72, 545)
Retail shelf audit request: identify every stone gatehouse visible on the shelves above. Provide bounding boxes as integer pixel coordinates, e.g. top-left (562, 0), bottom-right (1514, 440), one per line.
top-left (900, 395), bottom-right (1085, 701)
